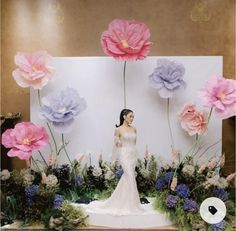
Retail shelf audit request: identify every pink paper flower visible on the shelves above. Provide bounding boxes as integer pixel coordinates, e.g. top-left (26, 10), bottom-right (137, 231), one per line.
top-left (198, 76), bottom-right (236, 119)
top-left (101, 19), bottom-right (152, 61)
top-left (179, 104), bottom-right (208, 136)
top-left (226, 173), bottom-right (236, 182)
top-left (12, 51), bottom-right (55, 89)
top-left (170, 177), bottom-right (177, 191)
top-left (1, 122), bottom-right (49, 160)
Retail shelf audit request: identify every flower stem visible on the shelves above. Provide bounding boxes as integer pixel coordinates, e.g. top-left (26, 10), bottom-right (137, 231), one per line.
top-left (37, 90), bottom-right (58, 155)
top-left (167, 98), bottom-right (175, 151)
top-left (123, 61), bottom-right (127, 109)
top-left (31, 157), bottom-right (41, 172)
top-left (38, 150), bottom-right (48, 167)
top-left (62, 134), bottom-right (72, 165)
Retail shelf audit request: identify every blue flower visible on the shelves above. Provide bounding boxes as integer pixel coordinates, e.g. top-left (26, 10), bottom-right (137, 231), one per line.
top-left (75, 175), bottom-right (82, 187)
top-left (155, 178), bottom-right (166, 190)
top-left (176, 184), bottom-right (190, 198)
top-left (40, 88), bottom-right (86, 133)
top-left (149, 59), bottom-right (186, 98)
top-left (53, 194), bottom-right (64, 208)
top-left (183, 198), bottom-right (198, 213)
top-left (25, 184), bottom-right (39, 204)
top-left (115, 168), bottom-right (123, 179)
top-left (213, 188), bottom-right (228, 202)
top-left (164, 171), bottom-right (174, 183)
top-left (166, 195), bottom-right (178, 208)
top-left (211, 220), bottom-right (226, 231)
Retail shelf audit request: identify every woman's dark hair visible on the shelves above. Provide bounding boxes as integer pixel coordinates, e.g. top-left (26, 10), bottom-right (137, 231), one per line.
top-left (115, 109), bottom-right (133, 127)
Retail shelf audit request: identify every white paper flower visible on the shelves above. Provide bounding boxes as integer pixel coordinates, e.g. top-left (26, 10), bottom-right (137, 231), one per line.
top-left (182, 165), bottom-right (195, 175)
top-left (92, 167), bottom-right (102, 177)
top-left (140, 168), bottom-right (149, 178)
top-left (105, 170), bottom-right (115, 180)
top-left (46, 174), bottom-right (58, 187)
top-left (0, 169), bottom-right (10, 180)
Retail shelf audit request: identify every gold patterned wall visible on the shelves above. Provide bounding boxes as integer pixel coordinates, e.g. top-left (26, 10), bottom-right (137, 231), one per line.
top-left (1, 0), bottom-right (235, 173)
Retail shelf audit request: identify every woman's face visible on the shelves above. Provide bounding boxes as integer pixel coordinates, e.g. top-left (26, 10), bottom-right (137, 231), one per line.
top-left (124, 112), bottom-right (134, 125)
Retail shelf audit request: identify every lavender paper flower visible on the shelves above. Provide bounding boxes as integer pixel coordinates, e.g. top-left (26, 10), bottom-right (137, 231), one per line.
top-left (211, 220), bottom-right (226, 231)
top-left (75, 175), bottom-right (82, 187)
top-left (53, 194), bottom-right (64, 208)
top-left (25, 184), bottom-right (39, 204)
top-left (40, 88), bottom-right (86, 133)
top-left (164, 171), bottom-right (174, 183)
top-left (176, 184), bottom-right (190, 198)
top-left (183, 198), bottom-right (198, 213)
top-left (115, 168), bottom-right (124, 179)
top-left (213, 188), bottom-right (228, 202)
top-left (166, 195), bottom-right (178, 208)
top-left (149, 59), bottom-right (186, 98)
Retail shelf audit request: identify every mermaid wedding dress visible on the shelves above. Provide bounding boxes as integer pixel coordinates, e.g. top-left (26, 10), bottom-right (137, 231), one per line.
top-left (85, 131), bottom-right (145, 215)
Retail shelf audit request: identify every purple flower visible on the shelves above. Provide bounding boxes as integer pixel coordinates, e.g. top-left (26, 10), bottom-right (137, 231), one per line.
top-left (40, 88), bottom-right (86, 133)
top-left (211, 220), bottom-right (226, 231)
top-left (164, 171), bottom-right (174, 183)
top-left (213, 188), bottom-right (228, 202)
top-left (115, 168), bottom-right (123, 179)
top-left (53, 194), bottom-right (64, 208)
top-left (166, 195), bottom-right (178, 208)
top-left (155, 178), bottom-right (167, 190)
top-left (149, 59), bottom-right (186, 98)
top-left (183, 198), bottom-right (198, 213)
top-left (25, 184), bottom-right (39, 204)
top-left (75, 175), bottom-right (82, 187)
top-left (176, 184), bottom-right (190, 198)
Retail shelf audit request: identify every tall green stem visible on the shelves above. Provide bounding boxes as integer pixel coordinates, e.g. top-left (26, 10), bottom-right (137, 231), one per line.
top-left (37, 90), bottom-right (58, 155)
top-left (62, 134), bottom-right (72, 165)
top-left (123, 61), bottom-right (127, 109)
top-left (38, 150), bottom-right (48, 167)
top-left (167, 98), bottom-right (175, 151)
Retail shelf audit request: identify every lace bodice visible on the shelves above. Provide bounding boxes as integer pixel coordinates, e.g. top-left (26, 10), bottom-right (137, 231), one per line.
top-left (119, 132), bottom-right (136, 147)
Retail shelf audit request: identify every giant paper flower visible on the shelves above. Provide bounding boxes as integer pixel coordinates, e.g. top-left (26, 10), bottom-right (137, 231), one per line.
top-left (149, 59), bottom-right (186, 98)
top-left (12, 51), bottom-right (55, 89)
top-left (101, 19), bottom-right (152, 61)
top-left (1, 122), bottom-right (49, 160)
top-left (198, 76), bottom-right (236, 119)
top-left (179, 104), bottom-right (208, 136)
top-left (40, 88), bottom-right (86, 133)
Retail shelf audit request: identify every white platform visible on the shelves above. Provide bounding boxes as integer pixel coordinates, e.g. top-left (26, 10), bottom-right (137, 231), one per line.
top-left (72, 198), bottom-right (173, 228)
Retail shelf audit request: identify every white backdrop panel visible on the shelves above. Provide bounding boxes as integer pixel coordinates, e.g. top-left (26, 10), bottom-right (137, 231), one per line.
top-left (30, 56), bottom-right (222, 165)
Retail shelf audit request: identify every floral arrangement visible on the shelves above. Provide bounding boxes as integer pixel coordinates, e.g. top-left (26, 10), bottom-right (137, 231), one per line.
top-left (1, 18), bottom-right (236, 231)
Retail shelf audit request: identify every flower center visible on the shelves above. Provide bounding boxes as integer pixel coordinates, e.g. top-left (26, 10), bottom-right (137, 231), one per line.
top-left (32, 66), bottom-right (38, 72)
top-left (58, 107), bottom-right (67, 113)
top-left (121, 39), bottom-right (129, 48)
top-left (23, 138), bottom-right (30, 145)
top-left (219, 92), bottom-right (225, 100)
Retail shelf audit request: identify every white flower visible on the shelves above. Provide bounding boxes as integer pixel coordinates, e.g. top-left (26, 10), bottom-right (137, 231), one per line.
top-left (21, 169), bottom-right (34, 185)
top-left (218, 177), bottom-right (228, 189)
top-left (140, 168), bottom-right (149, 178)
top-left (1, 169), bottom-right (10, 180)
top-left (92, 167), bottom-right (102, 177)
top-left (45, 174), bottom-right (58, 187)
top-left (182, 165), bottom-right (195, 175)
top-left (104, 170), bottom-right (115, 180)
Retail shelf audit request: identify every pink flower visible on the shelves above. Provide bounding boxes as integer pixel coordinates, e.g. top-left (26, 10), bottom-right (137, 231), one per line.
top-left (219, 153), bottom-right (225, 168)
top-left (12, 51), bottom-right (55, 89)
top-left (101, 19), bottom-right (152, 61)
top-left (1, 122), bottom-right (49, 160)
top-left (226, 173), bottom-right (236, 182)
top-left (170, 177), bottom-right (177, 191)
top-left (207, 157), bottom-right (217, 170)
top-left (179, 104), bottom-right (208, 136)
top-left (198, 76), bottom-right (236, 119)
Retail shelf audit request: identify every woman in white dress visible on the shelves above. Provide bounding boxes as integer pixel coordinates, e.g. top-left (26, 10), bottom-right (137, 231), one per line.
top-left (88, 109), bottom-right (144, 215)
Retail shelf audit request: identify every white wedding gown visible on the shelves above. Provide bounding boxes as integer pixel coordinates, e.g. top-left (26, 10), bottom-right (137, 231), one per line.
top-left (86, 131), bottom-right (145, 215)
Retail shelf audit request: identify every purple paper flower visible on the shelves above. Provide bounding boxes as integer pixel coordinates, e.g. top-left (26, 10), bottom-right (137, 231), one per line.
top-left (211, 220), bottom-right (226, 231)
top-left (149, 59), bottom-right (186, 98)
top-left (213, 188), bottom-right (228, 202)
top-left (40, 88), bottom-right (86, 133)
top-left (166, 195), bottom-right (178, 208)
top-left (25, 184), bottom-right (39, 204)
top-left (155, 178), bottom-right (167, 190)
top-left (53, 194), bottom-right (64, 208)
top-left (75, 175), bottom-right (82, 187)
top-left (176, 184), bottom-right (190, 198)
top-left (164, 171), bottom-right (174, 183)
top-left (183, 198), bottom-right (198, 213)
top-left (115, 168), bottom-right (124, 179)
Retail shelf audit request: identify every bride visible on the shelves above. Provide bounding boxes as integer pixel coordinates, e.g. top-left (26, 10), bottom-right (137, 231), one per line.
top-left (87, 109), bottom-right (144, 215)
